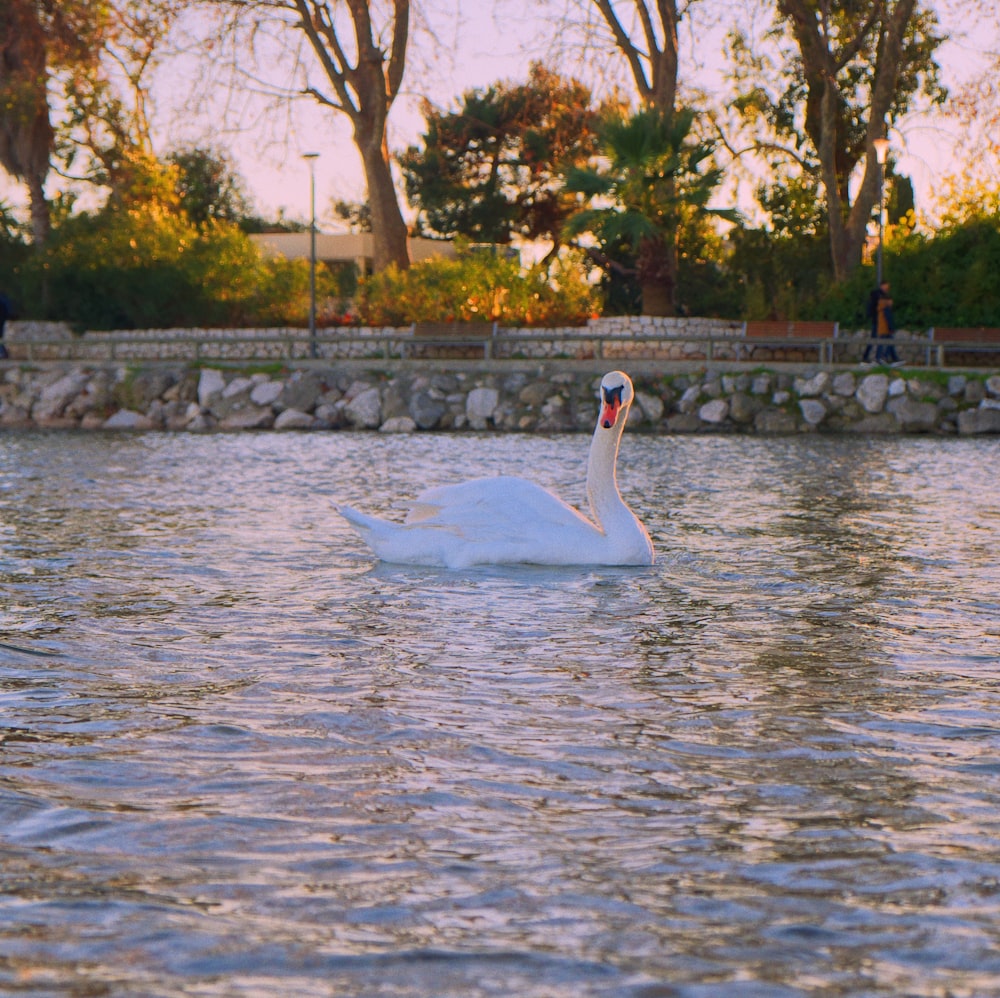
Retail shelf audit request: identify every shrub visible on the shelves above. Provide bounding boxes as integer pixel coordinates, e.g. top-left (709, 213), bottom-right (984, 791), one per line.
top-left (356, 249), bottom-right (599, 326)
top-left (16, 205), bottom-right (333, 329)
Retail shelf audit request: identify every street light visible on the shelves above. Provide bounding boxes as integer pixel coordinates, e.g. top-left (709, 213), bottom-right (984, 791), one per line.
top-left (302, 152), bottom-right (320, 358)
top-left (873, 137), bottom-right (890, 285)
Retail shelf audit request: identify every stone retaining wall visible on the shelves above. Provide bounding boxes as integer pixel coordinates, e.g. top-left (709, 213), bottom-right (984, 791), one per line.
top-left (3, 317), bottom-right (927, 365)
top-left (3, 363), bottom-right (1000, 435)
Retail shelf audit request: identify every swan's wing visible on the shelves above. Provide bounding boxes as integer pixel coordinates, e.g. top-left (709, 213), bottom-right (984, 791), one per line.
top-left (338, 477), bottom-right (618, 567)
top-left (404, 476), bottom-right (599, 541)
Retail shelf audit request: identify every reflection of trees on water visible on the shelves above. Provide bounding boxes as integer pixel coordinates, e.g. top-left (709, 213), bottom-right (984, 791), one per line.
top-left (607, 436), bottom-right (997, 985)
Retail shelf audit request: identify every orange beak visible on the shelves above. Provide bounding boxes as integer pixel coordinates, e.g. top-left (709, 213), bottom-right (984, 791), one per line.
top-left (600, 397), bottom-right (621, 429)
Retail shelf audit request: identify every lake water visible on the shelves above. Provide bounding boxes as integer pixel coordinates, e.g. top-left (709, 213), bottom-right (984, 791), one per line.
top-left (1, 428), bottom-right (999, 997)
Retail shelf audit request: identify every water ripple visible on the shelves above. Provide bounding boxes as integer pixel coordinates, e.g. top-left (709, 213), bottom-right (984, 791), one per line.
top-left (1, 430), bottom-right (999, 995)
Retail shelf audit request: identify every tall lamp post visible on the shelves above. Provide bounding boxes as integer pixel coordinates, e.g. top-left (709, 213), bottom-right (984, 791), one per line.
top-left (873, 137), bottom-right (890, 285)
top-left (303, 152), bottom-right (320, 359)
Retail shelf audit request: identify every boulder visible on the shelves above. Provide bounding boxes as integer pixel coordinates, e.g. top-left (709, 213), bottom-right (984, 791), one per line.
top-left (273, 408), bottom-right (314, 430)
top-left (518, 381), bottom-right (551, 407)
top-left (122, 370), bottom-right (177, 410)
top-left (846, 413), bottom-right (899, 434)
top-left (219, 405), bottom-right (274, 430)
top-left (964, 380), bottom-right (986, 405)
top-left (831, 372), bottom-right (856, 397)
top-left (754, 409), bottom-right (798, 434)
top-left (886, 396), bottom-right (938, 432)
top-left (948, 375), bottom-right (968, 397)
top-left (345, 386), bottom-right (382, 428)
top-left (379, 416), bottom-right (417, 433)
top-left (958, 407), bottom-right (1000, 435)
top-left (665, 412), bottom-right (703, 433)
top-left (197, 368), bottom-right (226, 408)
top-left (250, 380), bottom-right (284, 407)
top-left (635, 389), bottom-right (664, 422)
top-left (698, 399), bottom-right (729, 424)
top-left (799, 399), bottom-right (827, 425)
top-left (678, 384), bottom-right (702, 413)
top-left (280, 371), bottom-right (324, 412)
top-left (31, 370), bottom-right (89, 421)
top-left (102, 409), bottom-right (154, 430)
top-left (467, 386), bottom-right (500, 429)
top-left (856, 374), bottom-right (889, 413)
top-left (794, 371), bottom-right (829, 397)
top-left (409, 390), bottom-right (446, 429)
top-left (729, 392), bottom-right (760, 425)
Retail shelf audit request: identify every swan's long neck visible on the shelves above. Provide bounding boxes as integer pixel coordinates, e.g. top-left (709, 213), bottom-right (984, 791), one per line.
top-left (586, 408), bottom-right (630, 532)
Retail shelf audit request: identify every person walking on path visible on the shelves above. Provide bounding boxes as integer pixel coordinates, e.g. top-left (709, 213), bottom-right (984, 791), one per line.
top-left (864, 280), bottom-right (900, 366)
top-left (875, 283), bottom-right (900, 365)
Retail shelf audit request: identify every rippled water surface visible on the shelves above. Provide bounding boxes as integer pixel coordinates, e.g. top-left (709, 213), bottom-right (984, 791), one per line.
top-left (2, 428), bottom-right (999, 996)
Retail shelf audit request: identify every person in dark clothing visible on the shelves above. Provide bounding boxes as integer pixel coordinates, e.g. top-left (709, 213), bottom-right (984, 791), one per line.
top-left (0, 292), bottom-right (11, 359)
top-left (864, 280), bottom-right (899, 365)
top-left (874, 283), bottom-right (900, 365)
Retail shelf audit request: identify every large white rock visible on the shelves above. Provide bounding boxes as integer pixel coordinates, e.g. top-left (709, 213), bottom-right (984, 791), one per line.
top-left (794, 371), bottom-right (829, 397)
top-left (274, 408), bottom-right (314, 430)
top-left (799, 399), bottom-right (827, 425)
top-left (635, 389), bottom-right (664, 422)
top-left (223, 376), bottom-right (255, 399)
top-left (345, 386), bottom-right (382, 428)
top-left (856, 373), bottom-right (889, 413)
top-left (466, 386), bottom-right (500, 429)
top-left (699, 399), bottom-right (729, 424)
top-left (250, 380), bottom-right (284, 406)
top-left (198, 368), bottom-right (226, 408)
top-left (31, 371), bottom-right (89, 420)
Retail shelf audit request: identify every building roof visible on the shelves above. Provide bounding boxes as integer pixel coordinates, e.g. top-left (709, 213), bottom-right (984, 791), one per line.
top-left (249, 231), bottom-right (457, 268)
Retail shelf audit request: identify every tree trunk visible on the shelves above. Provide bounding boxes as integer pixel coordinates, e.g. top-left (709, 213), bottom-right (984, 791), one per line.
top-left (357, 129), bottom-right (410, 272)
top-left (779, 0), bottom-right (920, 281)
top-left (293, 0), bottom-right (411, 271)
top-left (0, 0), bottom-right (54, 248)
top-left (638, 236), bottom-right (676, 317)
top-left (640, 280), bottom-right (673, 317)
top-left (26, 169), bottom-right (50, 248)
top-left (592, 0), bottom-right (679, 117)
top-left (589, 1), bottom-right (682, 312)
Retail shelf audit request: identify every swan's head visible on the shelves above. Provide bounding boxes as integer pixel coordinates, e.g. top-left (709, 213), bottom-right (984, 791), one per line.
top-left (598, 371), bottom-right (634, 429)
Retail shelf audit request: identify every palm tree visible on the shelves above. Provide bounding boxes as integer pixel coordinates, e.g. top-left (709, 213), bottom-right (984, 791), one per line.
top-left (564, 107), bottom-right (737, 316)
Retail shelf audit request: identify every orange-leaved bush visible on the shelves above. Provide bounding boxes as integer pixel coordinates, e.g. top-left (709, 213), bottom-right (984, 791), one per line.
top-left (356, 250), bottom-right (599, 327)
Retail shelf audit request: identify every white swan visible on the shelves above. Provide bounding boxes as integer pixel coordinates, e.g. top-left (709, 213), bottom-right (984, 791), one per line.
top-left (337, 370), bottom-right (654, 569)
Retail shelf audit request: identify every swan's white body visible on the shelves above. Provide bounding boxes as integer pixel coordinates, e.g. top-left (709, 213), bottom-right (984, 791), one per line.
top-left (337, 371), bottom-right (654, 569)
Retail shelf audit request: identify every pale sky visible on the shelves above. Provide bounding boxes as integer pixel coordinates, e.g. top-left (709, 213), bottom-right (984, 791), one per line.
top-left (1, 3), bottom-right (995, 231)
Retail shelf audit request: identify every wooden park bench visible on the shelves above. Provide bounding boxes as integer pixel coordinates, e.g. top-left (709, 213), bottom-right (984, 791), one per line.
top-left (926, 326), bottom-right (1000, 366)
top-left (740, 319), bottom-right (839, 363)
top-left (410, 321), bottom-right (497, 359)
